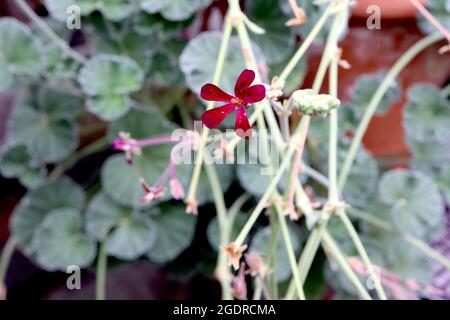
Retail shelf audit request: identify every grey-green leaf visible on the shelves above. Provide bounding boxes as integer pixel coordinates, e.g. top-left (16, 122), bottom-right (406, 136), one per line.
top-left (378, 170), bottom-right (443, 241)
top-left (32, 208), bottom-right (96, 271)
top-left (11, 178), bottom-right (85, 255)
top-left (147, 204), bottom-right (197, 263)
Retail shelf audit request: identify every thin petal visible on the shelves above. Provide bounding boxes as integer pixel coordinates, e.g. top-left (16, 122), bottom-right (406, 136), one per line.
top-left (235, 106), bottom-right (252, 139)
top-left (200, 83), bottom-right (234, 102)
top-left (234, 69), bottom-right (255, 99)
top-left (201, 104), bottom-right (235, 128)
top-left (244, 84), bottom-right (266, 104)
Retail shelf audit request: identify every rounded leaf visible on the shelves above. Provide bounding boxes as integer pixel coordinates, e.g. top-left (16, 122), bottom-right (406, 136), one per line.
top-left (86, 193), bottom-right (157, 260)
top-left (141, 0), bottom-right (212, 21)
top-left (78, 54), bottom-right (143, 96)
top-left (147, 204), bottom-right (197, 263)
top-left (11, 178), bottom-right (86, 254)
top-left (0, 18), bottom-right (43, 75)
top-left (378, 170), bottom-right (444, 241)
top-left (32, 208), bottom-right (96, 271)
top-left (9, 105), bottom-right (78, 163)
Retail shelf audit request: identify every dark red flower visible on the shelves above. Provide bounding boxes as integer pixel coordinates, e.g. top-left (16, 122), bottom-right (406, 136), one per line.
top-left (200, 69), bottom-right (266, 139)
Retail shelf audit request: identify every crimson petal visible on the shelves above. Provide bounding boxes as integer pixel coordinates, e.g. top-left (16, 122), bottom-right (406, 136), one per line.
top-left (234, 69), bottom-right (255, 99)
top-left (244, 85), bottom-right (266, 104)
top-left (235, 106), bottom-right (252, 139)
top-left (201, 104), bottom-right (235, 128)
top-left (200, 83), bottom-right (234, 102)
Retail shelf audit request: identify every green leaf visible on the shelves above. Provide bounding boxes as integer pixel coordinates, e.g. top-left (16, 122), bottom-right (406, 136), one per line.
top-left (75, 0), bottom-right (138, 21)
top-left (0, 18), bottom-right (43, 76)
top-left (78, 54), bottom-right (143, 120)
top-left (418, 0), bottom-right (450, 35)
top-left (404, 84), bottom-right (450, 144)
top-left (378, 170), bottom-right (444, 241)
top-left (0, 56), bottom-right (13, 90)
top-left (8, 105), bottom-right (78, 163)
top-left (44, 44), bottom-right (80, 80)
top-left (141, 0), bottom-right (212, 21)
top-left (85, 193), bottom-right (157, 260)
top-left (246, 0), bottom-right (295, 65)
top-left (36, 87), bottom-right (83, 121)
top-left (251, 224), bottom-right (301, 282)
top-left (180, 31), bottom-right (265, 95)
top-left (87, 95), bottom-right (130, 121)
top-left (147, 204), bottom-right (197, 263)
top-left (0, 145), bottom-right (45, 188)
top-left (32, 208), bottom-right (96, 271)
top-left (11, 178), bottom-right (85, 255)
top-left (350, 72), bottom-right (400, 116)
top-left (79, 54), bottom-right (143, 96)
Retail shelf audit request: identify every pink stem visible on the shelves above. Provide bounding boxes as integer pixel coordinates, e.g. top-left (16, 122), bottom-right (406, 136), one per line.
top-left (132, 135), bottom-right (179, 147)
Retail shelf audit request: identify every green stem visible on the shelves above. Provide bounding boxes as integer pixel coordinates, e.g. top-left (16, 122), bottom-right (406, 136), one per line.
top-left (185, 13), bottom-right (233, 205)
top-left (338, 209), bottom-right (387, 299)
top-left (49, 137), bottom-right (109, 181)
top-left (322, 231), bottom-right (372, 300)
top-left (347, 207), bottom-right (450, 271)
top-left (338, 33), bottom-right (444, 189)
top-left (96, 242), bottom-right (107, 300)
top-left (205, 164), bottom-right (232, 300)
top-left (274, 203), bottom-right (305, 300)
top-left (14, 0), bottom-right (87, 64)
top-left (0, 238), bottom-right (16, 288)
top-left (279, 3), bottom-right (335, 81)
top-left (233, 119), bottom-right (307, 247)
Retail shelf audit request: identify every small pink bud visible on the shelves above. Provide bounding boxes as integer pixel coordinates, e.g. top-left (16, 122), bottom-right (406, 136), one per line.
top-left (232, 263), bottom-right (247, 300)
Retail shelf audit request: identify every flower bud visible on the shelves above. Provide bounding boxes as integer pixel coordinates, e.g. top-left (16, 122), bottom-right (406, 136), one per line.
top-left (291, 89), bottom-right (340, 116)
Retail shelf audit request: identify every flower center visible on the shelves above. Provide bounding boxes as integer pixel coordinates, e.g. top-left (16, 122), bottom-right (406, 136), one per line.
top-left (231, 97), bottom-right (244, 107)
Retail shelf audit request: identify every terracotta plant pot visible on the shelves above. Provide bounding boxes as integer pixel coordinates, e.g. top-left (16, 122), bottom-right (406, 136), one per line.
top-left (352, 0), bottom-right (428, 19)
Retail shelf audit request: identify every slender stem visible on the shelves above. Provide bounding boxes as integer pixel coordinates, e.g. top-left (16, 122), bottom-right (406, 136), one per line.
top-left (14, 0), bottom-right (87, 64)
top-left (328, 59), bottom-right (338, 201)
top-left (49, 137), bottom-right (109, 180)
top-left (280, 3), bottom-right (335, 81)
top-left (233, 119), bottom-right (307, 247)
top-left (338, 33), bottom-right (444, 189)
top-left (338, 209), bottom-right (387, 299)
top-left (347, 207), bottom-right (450, 271)
top-left (96, 242), bottom-right (107, 300)
top-left (185, 14), bottom-right (233, 206)
top-left (274, 203), bottom-right (305, 300)
top-left (285, 6), bottom-right (347, 299)
top-left (0, 238), bottom-right (16, 289)
top-left (322, 231), bottom-right (372, 300)
top-left (205, 164), bottom-right (232, 300)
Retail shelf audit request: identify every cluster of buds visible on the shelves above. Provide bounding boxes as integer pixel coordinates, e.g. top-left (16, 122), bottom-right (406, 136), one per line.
top-left (291, 89), bottom-right (341, 117)
top-left (113, 130), bottom-right (200, 206)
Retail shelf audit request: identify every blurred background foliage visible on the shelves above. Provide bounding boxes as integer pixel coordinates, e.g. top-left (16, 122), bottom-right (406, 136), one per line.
top-left (0, 0), bottom-right (449, 299)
